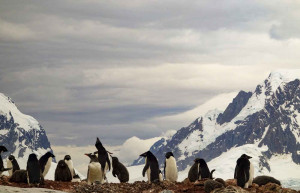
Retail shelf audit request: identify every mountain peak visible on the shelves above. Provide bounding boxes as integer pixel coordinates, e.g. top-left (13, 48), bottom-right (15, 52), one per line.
top-left (0, 93), bottom-right (40, 132)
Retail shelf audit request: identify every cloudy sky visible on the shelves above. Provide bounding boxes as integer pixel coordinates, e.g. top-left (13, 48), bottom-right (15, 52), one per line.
top-left (1, 0), bottom-right (300, 147)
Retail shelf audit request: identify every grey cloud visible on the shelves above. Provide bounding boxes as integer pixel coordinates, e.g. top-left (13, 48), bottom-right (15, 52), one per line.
top-left (1, 0), bottom-right (300, 146)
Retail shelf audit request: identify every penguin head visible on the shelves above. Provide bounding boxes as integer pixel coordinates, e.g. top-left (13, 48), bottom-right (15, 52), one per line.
top-left (165, 152), bottom-right (174, 159)
top-left (58, 160), bottom-right (68, 168)
top-left (140, 151), bottom-right (153, 157)
top-left (64, 155), bottom-right (71, 161)
top-left (112, 157), bottom-right (119, 163)
top-left (45, 152), bottom-right (55, 158)
top-left (85, 153), bottom-right (98, 162)
top-left (241, 154), bottom-right (252, 159)
top-left (199, 158), bottom-right (208, 166)
top-left (194, 158), bottom-right (201, 163)
top-left (0, 146), bottom-right (8, 153)
top-left (28, 153), bottom-right (38, 161)
top-left (95, 137), bottom-right (104, 150)
top-left (8, 155), bottom-right (15, 161)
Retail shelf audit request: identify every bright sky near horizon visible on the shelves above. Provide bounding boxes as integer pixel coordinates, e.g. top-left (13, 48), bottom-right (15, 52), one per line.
top-left (0, 0), bottom-right (300, 146)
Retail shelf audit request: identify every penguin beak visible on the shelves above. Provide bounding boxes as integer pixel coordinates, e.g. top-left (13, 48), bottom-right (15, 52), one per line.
top-left (140, 152), bottom-right (147, 157)
top-left (107, 151), bottom-right (113, 155)
top-left (96, 137), bottom-right (100, 143)
top-left (248, 156), bottom-right (252, 159)
top-left (84, 153), bottom-right (89, 157)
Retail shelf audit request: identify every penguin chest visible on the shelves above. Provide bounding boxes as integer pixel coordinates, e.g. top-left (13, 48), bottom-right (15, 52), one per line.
top-left (146, 167), bottom-right (151, 182)
top-left (197, 164), bottom-right (201, 180)
top-left (247, 162), bottom-right (254, 185)
top-left (165, 157), bottom-right (178, 182)
top-left (7, 159), bottom-right (12, 176)
top-left (43, 157), bottom-right (52, 177)
top-left (88, 162), bottom-right (102, 185)
top-left (65, 160), bottom-right (74, 178)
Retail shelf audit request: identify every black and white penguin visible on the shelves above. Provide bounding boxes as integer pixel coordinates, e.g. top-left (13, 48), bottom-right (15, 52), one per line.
top-left (9, 170), bottom-right (28, 183)
top-left (164, 152), bottom-right (178, 182)
top-left (199, 158), bottom-right (215, 179)
top-left (140, 151), bottom-right (160, 183)
top-left (253, 175), bottom-right (281, 186)
top-left (27, 153), bottom-right (43, 184)
top-left (0, 146), bottom-right (12, 175)
top-left (85, 153), bottom-right (102, 185)
top-left (234, 154), bottom-right (254, 188)
top-left (39, 152), bottom-right (55, 177)
top-left (159, 170), bottom-right (163, 182)
top-left (64, 155), bottom-right (76, 179)
top-left (95, 138), bottom-right (111, 179)
top-left (188, 158), bottom-right (201, 182)
top-left (55, 160), bottom-right (72, 182)
top-left (111, 156), bottom-right (129, 183)
top-left (7, 155), bottom-right (20, 176)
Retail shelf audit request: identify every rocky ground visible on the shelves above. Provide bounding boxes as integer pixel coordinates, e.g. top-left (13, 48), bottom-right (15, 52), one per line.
top-left (0, 176), bottom-right (299, 193)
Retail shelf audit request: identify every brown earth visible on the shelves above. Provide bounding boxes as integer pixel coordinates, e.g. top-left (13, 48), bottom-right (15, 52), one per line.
top-left (0, 176), bottom-right (299, 193)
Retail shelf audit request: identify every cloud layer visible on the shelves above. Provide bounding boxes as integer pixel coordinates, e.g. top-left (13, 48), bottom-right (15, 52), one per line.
top-left (1, 0), bottom-right (300, 146)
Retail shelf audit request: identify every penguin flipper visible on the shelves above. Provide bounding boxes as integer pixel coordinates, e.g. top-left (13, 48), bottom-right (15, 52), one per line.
top-left (106, 155), bottom-right (111, 171)
top-left (210, 169), bottom-right (216, 179)
top-left (112, 169), bottom-right (117, 177)
top-left (234, 165), bottom-right (238, 179)
top-left (164, 160), bottom-right (166, 179)
top-left (245, 167), bottom-right (250, 182)
top-left (1, 168), bottom-right (12, 172)
top-left (142, 162), bottom-right (150, 177)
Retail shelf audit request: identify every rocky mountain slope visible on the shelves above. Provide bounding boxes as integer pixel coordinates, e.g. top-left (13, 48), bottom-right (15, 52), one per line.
top-left (133, 70), bottom-right (300, 178)
top-left (0, 93), bottom-right (54, 171)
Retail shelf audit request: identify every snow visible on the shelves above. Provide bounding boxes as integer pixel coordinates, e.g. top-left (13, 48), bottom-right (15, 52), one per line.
top-left (292, 111), bottom-right (300, 142)
top-left (0, 93), bottom-right (40, 131)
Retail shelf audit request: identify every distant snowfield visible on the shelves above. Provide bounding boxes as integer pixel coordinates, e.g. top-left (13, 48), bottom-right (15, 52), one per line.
top-left (110, 145), bottom-right (300, 189)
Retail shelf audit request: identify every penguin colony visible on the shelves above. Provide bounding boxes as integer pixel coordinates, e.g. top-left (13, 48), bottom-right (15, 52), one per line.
top-left (0, 141), bottom-right (282, 190)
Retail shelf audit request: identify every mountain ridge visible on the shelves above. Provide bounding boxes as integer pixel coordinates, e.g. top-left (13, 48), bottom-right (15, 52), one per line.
top-left (132, 70), bottom-right (300, 176)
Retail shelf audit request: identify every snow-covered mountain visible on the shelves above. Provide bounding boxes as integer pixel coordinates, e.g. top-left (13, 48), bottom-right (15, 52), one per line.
top-left (0, 93), bottom-right (55, 178)
top-left (132, 70), bottom-right (300, 181)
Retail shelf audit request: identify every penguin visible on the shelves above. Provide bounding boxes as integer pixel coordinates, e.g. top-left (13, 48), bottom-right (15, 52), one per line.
top-left (39, 152), bottom-right (55, 177)
top-left (198, 158), bottom-right (215, 179)
top-left (55, 160), bottom-right (72, 182)
top-left (0, 146), bottom-right (12, 175)
top-left (9, 170), bottom-right (28, 183)
top-left (253, 175), bottom-right (281, 186)
top-left (140, 151), bottom-right (160, 183)
top-left (27, 153), bottom-right (43, 185)
top-left (85, 153), bottom-right (103, 185)
top-left (64, 155), bottom-right (76, 179)
top-left (164, 152), bottom-right (178, 182)
top-left (95, 137), bottom-right (111, 180)
top-left (7, 155), bottom-right (20, 176)
top-left (188, 158), bottom-right (201, 182)
top-left (234, 154), bottom-right (254, 188)
top-left (111, 156), bottom-right (129, 183)
top-left (159, 170), bottom-right (163, 182)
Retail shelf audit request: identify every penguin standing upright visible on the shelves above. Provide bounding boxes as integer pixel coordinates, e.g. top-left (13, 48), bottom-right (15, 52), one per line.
top-left (27, 153), bottom-right (43, 184)
top-left (234, 154), bottom-right (254, 188)
top-left (111, 156), bottom-right (129, 183)
top-left (55, 160), bottom-right (72, 182)
top-left (159, 170), bottom-right (163, 182)
top-left (188, 158), bottom-right (201, 182)
top-left (39, 152), bottom-right (55, 177)
top-left (0, 146), bottom-right (12, 175)
top-left (95, 137), bottom-right (111, 181)
top-left (140, 151), bottom-right (159, 183)
top-left (85, 153), bottom-right (102, 185)
top-left (7, 155), bottom-right (20, 176)
top-left (199, 158), bottom-right (215, 179)
top-left (64, 155), bottom-right (76, 179)
top-left (164, 152), bottom-right (178, 182)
